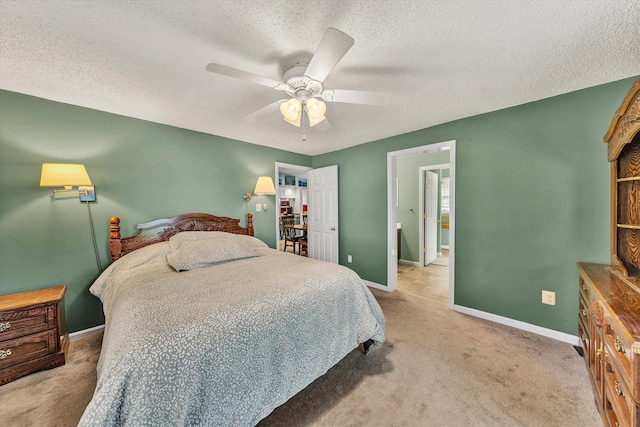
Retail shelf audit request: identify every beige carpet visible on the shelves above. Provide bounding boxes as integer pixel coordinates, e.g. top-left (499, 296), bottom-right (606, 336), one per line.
top-left (1, 271), bottom-right (601, 426)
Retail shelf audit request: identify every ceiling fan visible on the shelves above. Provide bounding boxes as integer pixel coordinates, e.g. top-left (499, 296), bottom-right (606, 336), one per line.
top-left (205, 27), bottom-right (385, 137)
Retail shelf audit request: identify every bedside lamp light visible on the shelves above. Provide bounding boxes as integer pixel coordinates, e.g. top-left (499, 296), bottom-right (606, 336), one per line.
top-left (254, 176), bottom-right (276, 196)
top-left (40, 163), bottom-right (102, 273)
top-left (244, 176), bottom-right (276, 211)
top-left (40, 163), bottom-right (95, 201)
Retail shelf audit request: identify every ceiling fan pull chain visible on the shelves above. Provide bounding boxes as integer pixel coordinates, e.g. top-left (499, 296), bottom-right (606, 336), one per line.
top-left (302, 107), bottom-right (307, 141)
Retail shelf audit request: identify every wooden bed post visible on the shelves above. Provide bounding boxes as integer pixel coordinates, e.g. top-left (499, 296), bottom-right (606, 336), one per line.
top-left (110, 217), bottom-right (122, 261)
top-left (247, 213), bottom-right (254, 236)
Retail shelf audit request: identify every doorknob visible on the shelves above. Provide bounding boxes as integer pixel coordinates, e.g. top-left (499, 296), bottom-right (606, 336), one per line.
top-left (330, 227), bottom-right (336, 231)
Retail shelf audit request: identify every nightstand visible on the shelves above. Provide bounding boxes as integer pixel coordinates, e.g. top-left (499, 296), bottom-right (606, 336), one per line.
top-left (0, 286), bottom-right (68, 385)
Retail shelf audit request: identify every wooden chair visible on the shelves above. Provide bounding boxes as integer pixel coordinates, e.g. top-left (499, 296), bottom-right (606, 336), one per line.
top-left (298, 214), bottom-right (308, 256)
top-left (298, 237), bottom-right (308, 256)
top-left (282, 215), bottom-right (300, 253)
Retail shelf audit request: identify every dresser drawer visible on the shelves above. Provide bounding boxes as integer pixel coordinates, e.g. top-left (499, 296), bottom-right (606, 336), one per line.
top-left (604, 320), bottom-right (639, 403)
top-left (0, 305), bottom-right (56, 342)
top-left (604, 354), bottom-right (637, 427)
top-left (579, 277), bottom-right (590, 304)
top-left (579, 292), bottom-right (589, 330)
top-left (0, 329), bottom-right (59, 370)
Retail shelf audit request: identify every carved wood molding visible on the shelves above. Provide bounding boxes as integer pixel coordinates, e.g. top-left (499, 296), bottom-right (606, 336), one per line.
top-left (589, 300), bottom-right (604, 328)
top-left (605, 77), bottom-right (640, 161)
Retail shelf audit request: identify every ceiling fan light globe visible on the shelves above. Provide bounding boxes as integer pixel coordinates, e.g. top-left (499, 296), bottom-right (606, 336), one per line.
top-left (283, 116), bottom-right (301, 127)
top-left (280, 98), bottom-right (301, 121)
top-left (308, 115), bottom-right (326, 127)
top-left (306, 98), bottom-right (326, 120)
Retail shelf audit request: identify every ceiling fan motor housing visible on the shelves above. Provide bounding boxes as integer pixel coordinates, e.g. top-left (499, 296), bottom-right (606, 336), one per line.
top-left (283, 64), bottom-right (323, 102)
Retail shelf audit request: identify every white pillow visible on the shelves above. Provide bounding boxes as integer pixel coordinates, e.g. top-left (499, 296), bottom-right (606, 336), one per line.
top-left (167, 237), bottom-right (259, 271)
top-left (168, 231), bottom-right (268, 249)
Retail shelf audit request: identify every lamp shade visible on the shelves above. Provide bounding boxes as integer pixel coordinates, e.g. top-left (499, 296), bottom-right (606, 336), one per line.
top-left (40, 163), bottom-right (92, 187)
top-left (306, 98), bottom-right (326, 127)
top-left (254, 176), bottom-right (276, 196)
top-left (280, 98), bottom-right (301, 127)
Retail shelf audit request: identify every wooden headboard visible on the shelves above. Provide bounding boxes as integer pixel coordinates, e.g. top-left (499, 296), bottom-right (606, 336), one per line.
top-left (109, 213), bottom-right (254, 261)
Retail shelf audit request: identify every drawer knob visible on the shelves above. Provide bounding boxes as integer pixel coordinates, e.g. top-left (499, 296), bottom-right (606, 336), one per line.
top-left (614, 381), bottom-right (625, 398)
top-left (582, 309), bottom-right (587, 317)
top-left (0, 349), bottom-right (11, 359)
top-left (0, 322), bottom-right (9, 332)
top-left (614, 337), bottom-right (625, 353)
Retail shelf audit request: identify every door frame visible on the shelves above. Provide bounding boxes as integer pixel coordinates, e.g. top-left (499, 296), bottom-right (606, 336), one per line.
top-left (386, 140), bottom-right (456, 310)
top-left (274, 162), bottom-right (312, 249)
top-left (419, 164), bottom-right (450, 266)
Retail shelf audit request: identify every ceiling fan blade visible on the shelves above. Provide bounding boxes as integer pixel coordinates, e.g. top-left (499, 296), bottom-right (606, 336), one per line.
top-left (321, 89), bottom-right (387, 106)
top-left (243, 100), bottom-right (287, 122)
top-left (304, 28), bottom-right (354, 83)
top-left (205, 63), bottom-right (284, 89)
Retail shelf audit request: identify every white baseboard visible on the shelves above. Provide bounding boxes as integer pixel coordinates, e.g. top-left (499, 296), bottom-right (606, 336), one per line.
top-left (364, 280), bottom-right (392, 292)
top-left (441, 245), bottom-right (449, 249)
top-left (453, 305), bottom-right (580, 346)
top-left (69, 324), bottom-right (105, 340)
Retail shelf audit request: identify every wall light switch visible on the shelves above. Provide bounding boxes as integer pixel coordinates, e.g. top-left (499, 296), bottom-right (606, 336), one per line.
top-left (347, 255), bottom-right (353, 263)
top-left (255, 203), bottom-right (261, 212)
top-left (542, 290), bottom-right (555, 305)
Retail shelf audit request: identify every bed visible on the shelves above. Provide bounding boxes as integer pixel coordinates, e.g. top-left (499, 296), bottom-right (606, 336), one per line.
top-left (79, 213), bottom-right (385, 426)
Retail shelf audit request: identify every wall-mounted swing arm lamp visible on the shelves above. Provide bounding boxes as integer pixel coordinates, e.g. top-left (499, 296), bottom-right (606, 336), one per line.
top-left (243, 176), bottom-right (276, 211)
top-left (39, 163), bottom-right (102, 273)
top-left (40, 163), bottom-right (95, 201)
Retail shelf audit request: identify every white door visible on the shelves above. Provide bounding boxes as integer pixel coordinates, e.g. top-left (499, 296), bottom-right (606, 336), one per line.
top-left (308, 165), bottom-right (338, 263)
top-left (424, 170), bottom-right (438, 265)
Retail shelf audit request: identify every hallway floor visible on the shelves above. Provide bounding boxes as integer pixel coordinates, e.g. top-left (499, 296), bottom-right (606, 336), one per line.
top-left (397, 250), bottom-right (449, 304)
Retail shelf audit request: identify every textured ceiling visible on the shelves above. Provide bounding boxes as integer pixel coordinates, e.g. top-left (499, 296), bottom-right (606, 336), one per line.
top-left (1, 0), bottom-right (639, 156)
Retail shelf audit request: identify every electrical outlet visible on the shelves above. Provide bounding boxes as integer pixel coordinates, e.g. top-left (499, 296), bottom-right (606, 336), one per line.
top-left (255, 203), bottom-right (261, 212)
top-left (347, 255), bottom-right (352, 263)
top-left (542, 290), bottom-right (555, 305)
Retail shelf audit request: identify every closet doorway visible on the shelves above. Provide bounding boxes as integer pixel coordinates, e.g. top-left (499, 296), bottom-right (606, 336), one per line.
top-left (386, 141), bottom-right (456, 310)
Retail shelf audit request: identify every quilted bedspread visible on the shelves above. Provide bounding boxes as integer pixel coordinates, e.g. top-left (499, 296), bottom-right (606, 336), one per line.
top-left (79, 234), bottom-right (385, 426)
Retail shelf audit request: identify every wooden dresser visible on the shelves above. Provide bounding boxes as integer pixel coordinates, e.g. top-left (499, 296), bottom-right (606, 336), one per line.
top-left (0, 286), bottom-right (68, 385)
top-left (578, 77), bottom-right (640, 427)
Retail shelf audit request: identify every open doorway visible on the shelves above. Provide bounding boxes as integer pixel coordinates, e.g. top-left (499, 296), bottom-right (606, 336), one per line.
top-left (275, 162), bottom-right (312, 253)
top-left (386, 141), bottom-right (456, 310)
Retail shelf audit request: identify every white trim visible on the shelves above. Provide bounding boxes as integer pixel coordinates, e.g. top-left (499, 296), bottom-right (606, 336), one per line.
top-left (453, 305), bottom-right (580, 346)
top-left (441, 245), bottom-right (449, 249)
top-left (364, 280), bottom-right (392, 292)
top-left (69, 324), bottom-right (104, 340)
top-left (418, 163), bottom-right (449, 267)
top-left (387, 140), bottom-right (456, 309)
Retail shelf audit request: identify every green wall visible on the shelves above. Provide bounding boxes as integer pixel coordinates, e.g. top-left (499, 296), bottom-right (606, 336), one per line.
top-left (0, 90), bottom-right (310, 332)
top-left (313, 77), bottom-right (637, 335)
top-left (1, 77), bottom-right (635, 337)
top-left (397, 151), bottom-right (450, 262)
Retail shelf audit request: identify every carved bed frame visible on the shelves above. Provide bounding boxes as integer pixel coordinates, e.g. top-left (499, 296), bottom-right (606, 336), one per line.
top-left (109, 213), bottom-right (254, 261)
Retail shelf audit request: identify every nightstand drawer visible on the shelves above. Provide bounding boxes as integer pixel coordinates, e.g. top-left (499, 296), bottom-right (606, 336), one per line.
top-left (0, 305), bottom-right (56, 342)
top-left (0, 329), bottom-right (58, 370)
